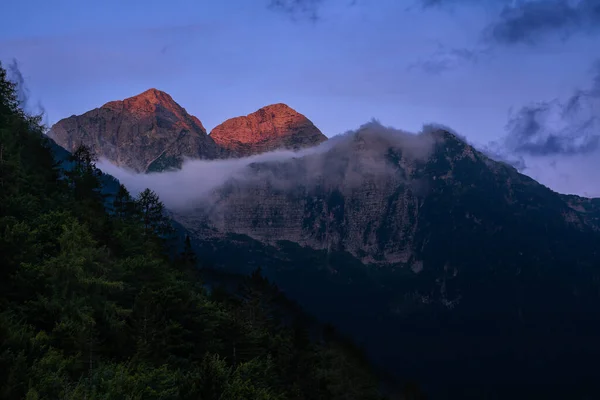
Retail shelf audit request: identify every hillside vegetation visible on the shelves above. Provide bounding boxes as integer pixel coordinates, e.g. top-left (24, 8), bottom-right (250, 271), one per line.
top-left (0, 63), bottom-right (393, 400)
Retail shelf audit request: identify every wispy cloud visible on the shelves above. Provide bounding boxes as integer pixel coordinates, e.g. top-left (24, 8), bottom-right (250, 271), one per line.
top-left (267, 0), bottom-right (359, 21)
top-left (479, 141), bottom-right (528, 170)
top-left (408, 43), bottom-right (490, 75)
top-left (418, 0), bottom-right (600, 46)
top-left (476, 59), bottom-right (600, 197)
top-left (416, 0), bottom-right (497, 9)
top-left (7, 59), bottom-right (29, 106)
top-left (485, 0), bottom-right (600, 45)
top-left (503, 61), bottom-right (600, 156)
top-left (6, 58), bottom-right (47, 126)
top-left (0, 22), bottom-right (217, 52)
top-left (268, 0), bottom-right (326, 21)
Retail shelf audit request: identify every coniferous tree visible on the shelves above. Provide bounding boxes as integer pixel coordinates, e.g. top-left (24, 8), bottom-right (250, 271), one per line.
top-left (66, 144), bottom-right (102, 199)
top-left (136, 188), bottom-right (172, 237)
top-left (113, 183), bottom-right (134, 218)
top-left (181, 235), bottom-right (197, 267)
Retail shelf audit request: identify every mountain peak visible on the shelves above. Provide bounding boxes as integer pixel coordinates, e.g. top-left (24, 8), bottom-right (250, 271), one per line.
top-left (209, 103), bottom-right (327, 156)
top-left (48, 89), bottom-right (221, 173)
top-left (258, 102), bottom-right (295, 112)
top-left (135, 88), bottom-right (171, 102)
top-left (101, 88), bottom-right (187, 116)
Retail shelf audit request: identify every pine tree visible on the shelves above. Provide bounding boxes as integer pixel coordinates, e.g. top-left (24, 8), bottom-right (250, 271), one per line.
top-left (136, 188), bottom-right (172, 237)
top-left (113, 183), bottom-right (135, 218)
top-left (181, 235), bottom-right (197, 267)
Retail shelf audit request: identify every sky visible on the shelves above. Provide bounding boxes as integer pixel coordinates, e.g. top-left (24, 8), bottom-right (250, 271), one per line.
top-left (1, 0), bottom-right (599, 197)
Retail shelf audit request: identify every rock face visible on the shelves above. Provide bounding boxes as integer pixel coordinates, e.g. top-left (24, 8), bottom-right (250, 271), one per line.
top-left (180, 123), bottom-right (600, 267)
top-left (209, 103), bottom-right (327, 157)
top-left (182, 124), bottom-right (436, 264)
top-left (48, 89), bottom-right (222, 173)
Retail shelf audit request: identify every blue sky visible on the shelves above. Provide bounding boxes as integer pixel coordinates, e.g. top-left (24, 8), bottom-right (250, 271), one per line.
top-left (1, 0), bottom-right (599, 196)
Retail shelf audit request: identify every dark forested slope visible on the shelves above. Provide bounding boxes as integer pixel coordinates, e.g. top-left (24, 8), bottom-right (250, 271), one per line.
top-left (0, 63), bottom-right (390, 400)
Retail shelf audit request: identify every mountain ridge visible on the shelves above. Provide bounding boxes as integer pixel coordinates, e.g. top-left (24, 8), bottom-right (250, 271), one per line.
top-left (48, 89), bottom-right (328, 172)
top-left (177, 122), bottom-right (600, 266)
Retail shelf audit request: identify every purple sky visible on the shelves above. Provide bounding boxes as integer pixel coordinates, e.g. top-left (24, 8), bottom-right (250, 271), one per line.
top-left (1, 0), bottom-right (599, 196)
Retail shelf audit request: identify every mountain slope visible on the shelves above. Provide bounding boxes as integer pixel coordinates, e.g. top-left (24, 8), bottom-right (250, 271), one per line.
top-left (48, 88), bottom-right (222, 173)
top-left (209, 103), bottom-right (327, 156)
top-left (174, 122), bottom-right (600, 399)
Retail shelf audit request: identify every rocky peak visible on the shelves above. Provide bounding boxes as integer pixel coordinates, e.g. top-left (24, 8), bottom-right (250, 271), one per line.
top-left (102, 88), bottom-right (206, 132)
top-left (107, 87), bottom-right (171, 106)
top-left (209, 103), bottom-right (327, 157)
top-left (48, 89), bottom-right (221, 173)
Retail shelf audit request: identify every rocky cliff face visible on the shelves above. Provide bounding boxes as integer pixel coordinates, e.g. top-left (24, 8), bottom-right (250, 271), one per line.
top-left (176, 123), bottom-right (600, 269)
top-left (48, 89), bottom-right (222, 173)
top-left (561, 194), bottom-right (600, 230)
top-left (179, 124), bottom-right (434, 265)
top-left (209, 103), bottom-right (327, 157)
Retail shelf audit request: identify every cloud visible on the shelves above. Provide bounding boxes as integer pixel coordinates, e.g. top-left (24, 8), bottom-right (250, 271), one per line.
top-left (267, 0), bottom-right (359, 21)
top-left (6, 58), bottom-right (48, 127)
top-left (417, 0), bottom-right (600, 46)
top-left (503, 62), bottom-right (600, 156)
top-left (408, 44), bottom-right (490, 74)
top-left (0, 23), bottom-right (218, 50)
top-left (486, 0), bottom-right (600, 45)
top-left (97, 148), bottom-right (316, 209)
top-left (268, 0), bottom-right (325, 21)
top-left (479, 141), bottom-right (528, 170)
top-left (7, 59), bottom-right (29, 107)
top-left (98, 121), bottom-right (439, 213)
top-left (475, 59), bottom-right (600, 197)
top-left (417, 0), bottom-right (498, 8)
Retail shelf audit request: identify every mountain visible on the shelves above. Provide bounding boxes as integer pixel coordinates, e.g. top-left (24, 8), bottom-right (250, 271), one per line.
top-left (48, 93), bottom-right (327, 172)
top-left (48, 88), bottom-right (222, 173)
top-left (173, 123), bottom-right (600, 399)
top-left (209, 103), bottom-right (328, 157)
top-left (179, 123), bottom-right (600, 265)
top-left (50, 92), bottom-right (600, 398)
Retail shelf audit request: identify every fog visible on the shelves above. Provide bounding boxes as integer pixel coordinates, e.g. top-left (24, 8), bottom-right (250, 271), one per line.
top-left (97, 120), bottom-right (441, 211)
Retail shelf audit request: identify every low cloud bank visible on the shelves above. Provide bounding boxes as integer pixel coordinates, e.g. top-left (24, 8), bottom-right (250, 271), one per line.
top-left (98, 146), bottom-right (324, 210)
top-left (98, 120), bottom-right (439, 210)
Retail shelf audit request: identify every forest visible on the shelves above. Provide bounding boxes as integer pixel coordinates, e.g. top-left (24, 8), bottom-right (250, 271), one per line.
top-left (0, 62), bottom-right (399, 399)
